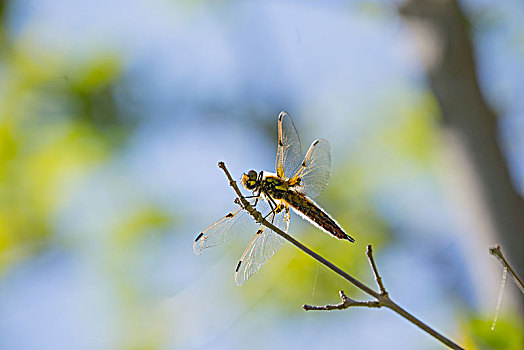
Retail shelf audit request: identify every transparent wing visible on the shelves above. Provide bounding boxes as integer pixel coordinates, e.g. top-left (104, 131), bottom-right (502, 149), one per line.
top-left (234, 205), bottom-right (290, 286)
top-left (273, 205), bottom-right (291, 234)
top-left (289, 139), bottom-right (331, 199)
top-left (194, 203), bottom-right (258, 255)
top-left (275, 111), bottom-right (302, 178)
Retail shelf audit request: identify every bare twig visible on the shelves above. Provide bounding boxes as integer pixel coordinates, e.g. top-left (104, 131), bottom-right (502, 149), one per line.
top-left (366, 245), bottom-right (387, 295)
top-left (218, 161), bottom-right (464, 350)
top-left (303, 290), bottom-right (380, 311)
top-left (490, 245), bottom-right (524, 294)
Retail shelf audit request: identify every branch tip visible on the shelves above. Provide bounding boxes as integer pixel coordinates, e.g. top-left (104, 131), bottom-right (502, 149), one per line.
top-left (489, 244), bottom-right (524, 294)
top-left (366, 244), bottom-right (387, 295)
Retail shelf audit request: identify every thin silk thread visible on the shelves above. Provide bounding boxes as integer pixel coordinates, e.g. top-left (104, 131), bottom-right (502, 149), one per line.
top-left (491, 266), bottom-right (507, 331)
top-left (311, 262), bottom-right (320, 303)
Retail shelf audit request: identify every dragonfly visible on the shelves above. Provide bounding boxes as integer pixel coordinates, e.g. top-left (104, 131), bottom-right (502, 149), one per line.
top-left (194, 111), bottom-right (354, 286)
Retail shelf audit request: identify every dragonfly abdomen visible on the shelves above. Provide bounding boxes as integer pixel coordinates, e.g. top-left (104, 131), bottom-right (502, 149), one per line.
top-left (283, 191), bottom-right (354, 242)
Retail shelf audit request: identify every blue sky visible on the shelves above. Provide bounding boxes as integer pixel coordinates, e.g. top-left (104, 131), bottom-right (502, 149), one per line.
top-left (1, 0), bottom-right (523, 349)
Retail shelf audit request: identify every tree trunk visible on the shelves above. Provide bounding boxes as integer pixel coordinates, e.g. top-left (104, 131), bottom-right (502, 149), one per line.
top-left (399, 0), bottom-right (524, 306)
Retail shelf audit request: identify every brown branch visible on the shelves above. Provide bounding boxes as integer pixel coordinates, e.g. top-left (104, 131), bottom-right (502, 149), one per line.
top-left (490, 244), bottom-right (524, 294)
top-left (366, 244), bottom-right (387, 295)
top-left (218, 161), bottom-right (464, 350)
top-left (303, 290), bottom-right (380, 311)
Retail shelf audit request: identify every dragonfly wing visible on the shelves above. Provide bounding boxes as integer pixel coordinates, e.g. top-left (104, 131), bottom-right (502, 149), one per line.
top-left (194, 205), bottom-right (258, 255)
top-left (275, 111), bottom-right (302, 178)
top-left (234, 206), bottom-right (289, 286)
top-left (289, 139), bottom-right (331, 199)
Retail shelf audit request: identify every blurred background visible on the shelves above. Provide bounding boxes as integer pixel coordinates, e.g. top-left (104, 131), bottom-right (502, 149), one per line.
top-left (0, 0), bottom-right (523, 349)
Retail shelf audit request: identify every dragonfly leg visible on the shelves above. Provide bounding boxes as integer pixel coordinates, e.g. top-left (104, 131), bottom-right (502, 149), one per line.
top-left (252, 187), bottom-right (264, 206)
top-left (263, 197), bottom-right (276, 220)
top-left (269, 208), bottom-right (278, 224)
top-left (263, 210), bottom-right (275, 222)
top-left (263, 197), bottom-right (284, 225)
top-left (263, 206), bottom-right (282, 225)
top-left (266, 194), bottom-right (279, 213)
top-left (262, 195), bottom-right (279, 223)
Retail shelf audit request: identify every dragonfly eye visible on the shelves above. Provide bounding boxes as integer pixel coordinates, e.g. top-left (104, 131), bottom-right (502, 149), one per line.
top-left (241, 170), bottom-right (258, 190)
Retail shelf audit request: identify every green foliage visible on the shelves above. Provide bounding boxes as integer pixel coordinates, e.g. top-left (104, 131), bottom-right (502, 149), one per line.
top-left (107, 205), bottom-right (175, 350)
top-left (0, 35), bottom-right (135, 274)
top-left (462, 314), bottom-right (524, 349)
top-left (378, 93), bottom-right (439, 165)
top-left (113, 206), bottom-right (174, 246)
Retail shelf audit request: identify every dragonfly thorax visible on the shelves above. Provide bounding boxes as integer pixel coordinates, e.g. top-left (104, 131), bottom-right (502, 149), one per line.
top-left (241, 170), bottom-right (291, 198)
top-left (260, 174), bottom-right (290, 200)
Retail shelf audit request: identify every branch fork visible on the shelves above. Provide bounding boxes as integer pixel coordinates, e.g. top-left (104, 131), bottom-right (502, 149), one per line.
top-left (303, 245), bottom-right (390, 311)
top-left (217, 161), bottom-right (463, 350)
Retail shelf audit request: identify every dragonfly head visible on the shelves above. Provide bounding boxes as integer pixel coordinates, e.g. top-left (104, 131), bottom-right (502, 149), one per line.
top-left (241, 170), bottom-right (259, 191)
